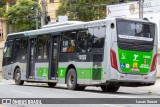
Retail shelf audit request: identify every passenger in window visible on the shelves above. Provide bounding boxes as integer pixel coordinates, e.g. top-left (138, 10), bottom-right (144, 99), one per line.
top-left (66, 41), bottom-right (75, 52)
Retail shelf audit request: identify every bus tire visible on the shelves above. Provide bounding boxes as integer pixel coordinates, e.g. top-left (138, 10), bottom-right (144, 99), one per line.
top-left (48, 83), bottom-right (57, 87)
top-left (14, 68), bottom-right (24, 85)
top-left (101, 84), bottom-right (120, 92)
top-left (66, 68), bottom-right (79, 90)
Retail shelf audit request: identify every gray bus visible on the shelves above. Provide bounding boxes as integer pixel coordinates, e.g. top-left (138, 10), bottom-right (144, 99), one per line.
top-left (2, 18), bottom-right (157, 92)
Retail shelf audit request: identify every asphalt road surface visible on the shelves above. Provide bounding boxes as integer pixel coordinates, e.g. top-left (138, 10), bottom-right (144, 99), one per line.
top-left (0, 79), bottom-right (160, 107)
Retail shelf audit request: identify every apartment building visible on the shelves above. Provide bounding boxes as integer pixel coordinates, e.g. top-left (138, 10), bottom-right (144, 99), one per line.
top-left (37, 0), bottom-right (60, 22)
top-left (46, 0), bottom-right (60, 21)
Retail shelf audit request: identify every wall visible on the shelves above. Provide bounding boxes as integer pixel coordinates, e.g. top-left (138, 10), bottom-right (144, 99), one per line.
top-left (46, 0), bottom-right (60, 21)
top-left (0, 39), bottom-right (4, 80)
top-left (37, 0), bottom-right (60, 23)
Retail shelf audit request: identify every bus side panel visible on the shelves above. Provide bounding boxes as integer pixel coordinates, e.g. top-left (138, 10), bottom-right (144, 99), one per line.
top-left (103, 20), bottom-right (117, 82)
top-left (2, 65), bottom-right (10, 80)
top-left (3, 63), bottom-right (27, 80)
top-left (58, 62), bottom-right (93, 84)
top-left (19, 63), bottom-right (27, 81)
top-left (34, 63), bottom-right (49, 81)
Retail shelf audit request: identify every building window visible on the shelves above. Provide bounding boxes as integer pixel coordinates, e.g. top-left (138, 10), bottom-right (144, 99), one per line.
top-left (67, 0), bottom-right (76, 3)
top-left (50, 0), bottom-right (54, 3)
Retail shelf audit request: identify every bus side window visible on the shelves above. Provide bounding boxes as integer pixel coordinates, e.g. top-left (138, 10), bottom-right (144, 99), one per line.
top-left (61, 31), bottom-right (76, 53)
top-left (92, 27), bottom-right (105, 49)
top-left (37, 35), bottom-right (49, 60)
top-left (77, 30), bottom-right (92, 52)
top-left (13, 39), bottom-right (21, 61)
top-left (4, 41), bottom-right (13, 58)
top-left (21, 37), bottom-right (28, 60)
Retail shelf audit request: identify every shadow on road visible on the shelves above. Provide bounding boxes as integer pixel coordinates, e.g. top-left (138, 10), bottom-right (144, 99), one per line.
top-left (9, 83), bottom-right (160, 97)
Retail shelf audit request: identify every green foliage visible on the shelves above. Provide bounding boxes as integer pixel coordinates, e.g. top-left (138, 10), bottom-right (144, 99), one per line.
top-left (5, 0), bottom-right (40, 32)
top-left (0, 1), bottom-right (6, 17)
top-left (56, 0), bottom-right (133, 21)
top-left (0, 1), bottom-right (5, 7)
top-left (0, 7), bottom-right (5, 17)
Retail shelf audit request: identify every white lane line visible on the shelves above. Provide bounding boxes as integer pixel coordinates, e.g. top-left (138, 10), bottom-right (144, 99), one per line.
top-left (102, 104), bottom-right (125, 107)
top-left (13, 90), bottom-right (32, 95)
top-left (101, 94), bottom-right (137, 98)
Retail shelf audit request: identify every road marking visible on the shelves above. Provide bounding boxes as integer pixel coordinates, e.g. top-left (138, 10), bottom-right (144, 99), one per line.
top-left (14, 91), bottom-right (32, 95)
top-left (101, 94), bottom-right (137, 98)
top-left (102, 104), bottom-right (125, 107)
top-left (0, 105), bottom-right (4, 107)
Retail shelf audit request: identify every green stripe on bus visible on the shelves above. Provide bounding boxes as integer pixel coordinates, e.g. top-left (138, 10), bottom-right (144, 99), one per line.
top-left (58, 67), bottom-right (103, 79)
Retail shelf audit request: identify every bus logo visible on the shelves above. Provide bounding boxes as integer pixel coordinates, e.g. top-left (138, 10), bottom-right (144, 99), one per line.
top-left (120, 63), bottom-right (125, 68)
top-left (126, 64), bottom-right (130, 68)
top-left (133, 54), bottom-right (139, 61)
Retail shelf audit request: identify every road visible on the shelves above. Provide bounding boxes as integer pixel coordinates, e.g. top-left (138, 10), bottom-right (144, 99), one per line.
top-left (0, 79), bottom-right (160, 107)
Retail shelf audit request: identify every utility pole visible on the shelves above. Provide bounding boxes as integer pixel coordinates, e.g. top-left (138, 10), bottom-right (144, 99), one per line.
top-left (139, 0), bottom-right (144, 19)
top-left (41, 0), bottom-right (46, 27)
top-left (36, 8), bottom-right (38, 29)
top-left (31, 7), bottom-right (39, 29)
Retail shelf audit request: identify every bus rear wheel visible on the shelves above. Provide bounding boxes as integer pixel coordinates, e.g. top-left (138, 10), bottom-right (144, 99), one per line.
top-left (14, 68), bottom-right (24, 85)
top-left (66, 68), bottom-right (79, 90)
top-left (48, 83), bottom-right (57, 87)
top-left (101, 84), bottom-right (120, 92)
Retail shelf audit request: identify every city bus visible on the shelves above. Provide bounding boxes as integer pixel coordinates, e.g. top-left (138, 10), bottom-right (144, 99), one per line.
top-left (2, 18), bottom-right (157, 92)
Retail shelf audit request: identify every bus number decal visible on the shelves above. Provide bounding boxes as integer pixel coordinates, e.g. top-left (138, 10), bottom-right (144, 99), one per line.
top-left (78, 55), bottom-right (87, 60)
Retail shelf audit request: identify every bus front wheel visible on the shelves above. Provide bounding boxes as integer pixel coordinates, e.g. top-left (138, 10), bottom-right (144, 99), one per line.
top-left (101, 84), bottom-right (120, 92)
top-left (14, 68), bottom-right (24, 85)
top-left (66, 68), bottom-right (79, 90)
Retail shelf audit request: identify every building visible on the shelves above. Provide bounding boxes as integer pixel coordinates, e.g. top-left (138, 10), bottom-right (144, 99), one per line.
top-left (0, 18), bottom-right (5, 72)
top-left (46, 0), bottom-right (60, 22)
top-left (37, 0), bottom-right (60, 22)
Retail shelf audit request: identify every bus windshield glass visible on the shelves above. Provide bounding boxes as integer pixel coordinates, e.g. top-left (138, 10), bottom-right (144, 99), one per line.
top-left (117, 20), bottom-right (155, 41)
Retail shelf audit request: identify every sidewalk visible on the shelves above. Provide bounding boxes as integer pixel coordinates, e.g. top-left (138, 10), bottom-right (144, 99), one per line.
top-left (0, 71), bottom-right (2, 81)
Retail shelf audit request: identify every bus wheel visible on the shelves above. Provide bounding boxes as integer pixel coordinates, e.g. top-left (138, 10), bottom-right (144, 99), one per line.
top-left (101, 84), bottom-right (120, 92)
top-left (14, 68), bottom-right (24, 85)
top-left (48, 83), bottom-right (57, 87)
top-left (66, 68), bottom-right (79, 90)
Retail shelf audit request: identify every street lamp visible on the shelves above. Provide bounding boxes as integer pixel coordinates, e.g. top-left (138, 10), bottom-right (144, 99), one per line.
top-left (31, 6), bottom-right (38, 29)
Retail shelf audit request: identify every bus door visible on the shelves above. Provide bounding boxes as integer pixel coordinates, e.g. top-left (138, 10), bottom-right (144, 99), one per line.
top-left (28, 39), bottom-right (36, 79)
top-left (49, 36), bottom-right (59, 80)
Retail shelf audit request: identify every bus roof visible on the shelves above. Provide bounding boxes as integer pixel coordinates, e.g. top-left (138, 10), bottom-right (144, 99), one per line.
top-left (7, 18), bottom-right (154, 38)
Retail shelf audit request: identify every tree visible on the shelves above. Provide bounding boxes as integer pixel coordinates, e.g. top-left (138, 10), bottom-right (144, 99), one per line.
top-left (4, 0), bottom-right (40, 32)
top-left (0, 7), bottom-right (5, 17)
top-left (0, 1), bottom-right (6, 17)
top-left (56, 0), bottom-right (133, 21)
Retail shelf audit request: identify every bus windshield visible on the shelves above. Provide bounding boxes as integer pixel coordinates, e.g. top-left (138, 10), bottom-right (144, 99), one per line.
top-left (117, 20), bottom-right (155, 41)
